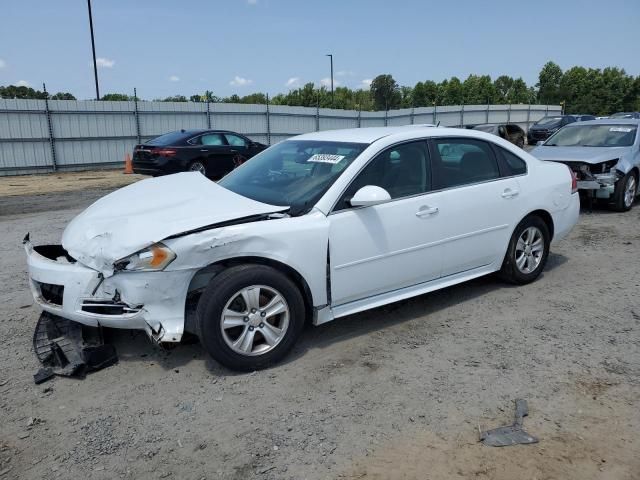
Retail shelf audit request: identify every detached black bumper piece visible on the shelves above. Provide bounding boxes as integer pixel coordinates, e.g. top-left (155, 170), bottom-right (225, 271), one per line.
top-left (32, 312), bottom-right (118, 384)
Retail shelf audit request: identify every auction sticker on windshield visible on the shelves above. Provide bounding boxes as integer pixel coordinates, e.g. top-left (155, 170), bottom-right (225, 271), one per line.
top-left (308, 154), bottom-right (345, 164)
top-left (610, 127), bottom-right (634, 132)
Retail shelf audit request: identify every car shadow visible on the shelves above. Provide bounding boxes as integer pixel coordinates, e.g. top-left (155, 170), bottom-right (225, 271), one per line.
top-left (107, 253), bottom-right (568, 375)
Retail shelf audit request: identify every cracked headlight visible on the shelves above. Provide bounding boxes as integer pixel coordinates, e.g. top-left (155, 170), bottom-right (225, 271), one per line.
top-left (114, 243), bottom-right (176, 272)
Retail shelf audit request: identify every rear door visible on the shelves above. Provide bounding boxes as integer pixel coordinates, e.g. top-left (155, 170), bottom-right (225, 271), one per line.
top-left (427, 137), bottom-right (524, 276)
top-left (199, 132), bottom-right (235, 178)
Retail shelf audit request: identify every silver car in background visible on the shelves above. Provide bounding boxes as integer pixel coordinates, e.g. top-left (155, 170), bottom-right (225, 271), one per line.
top-left (531, 119), bottom-right (639, 211)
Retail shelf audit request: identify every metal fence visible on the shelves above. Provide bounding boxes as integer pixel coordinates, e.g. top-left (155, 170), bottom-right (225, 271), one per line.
top-left (0, 99), bottom-right (561, 176)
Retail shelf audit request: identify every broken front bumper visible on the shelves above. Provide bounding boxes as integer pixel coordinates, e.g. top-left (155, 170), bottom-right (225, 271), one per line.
top-left (24, 239), bottom-right (192, 342)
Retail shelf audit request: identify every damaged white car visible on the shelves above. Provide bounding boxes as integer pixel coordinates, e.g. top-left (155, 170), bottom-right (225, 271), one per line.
top-left (25, 126), bottom-right (580, 370)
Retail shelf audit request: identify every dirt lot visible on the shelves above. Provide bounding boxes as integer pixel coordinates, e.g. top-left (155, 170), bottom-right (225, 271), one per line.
top-left (0, 175), bottom-right (639, 480)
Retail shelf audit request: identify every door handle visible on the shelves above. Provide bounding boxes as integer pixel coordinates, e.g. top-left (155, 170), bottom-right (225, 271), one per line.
top-left (200, 149), bottom-right (209, 152)
top-left (416, 206), bottom-right (439, 217)
top-left (501, 188), bottom-right (520, 199)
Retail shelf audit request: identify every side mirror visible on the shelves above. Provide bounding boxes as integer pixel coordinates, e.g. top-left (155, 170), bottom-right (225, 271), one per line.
top-left (536, 141), bottom-right (544, 146)
top-left (349, 185), bottom-right (391, 207)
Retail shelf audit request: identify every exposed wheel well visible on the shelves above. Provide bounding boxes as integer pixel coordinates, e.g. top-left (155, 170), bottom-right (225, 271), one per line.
top-left (525, 209), bottom-right (554, 240)
top-left (185, 257), bottom-right (315, 334)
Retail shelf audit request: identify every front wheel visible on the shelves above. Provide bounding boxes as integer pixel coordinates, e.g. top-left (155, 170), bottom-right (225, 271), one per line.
top-left (499, 216), bottom-right (550, 285)
top-left (196, 265), bottom-right (305, 371)
top-left (612, 171), bottom-right (637, 212)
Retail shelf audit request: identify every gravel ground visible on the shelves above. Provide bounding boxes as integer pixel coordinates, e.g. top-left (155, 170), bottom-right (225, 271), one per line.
top-left (0, 184), bottom-right (639, 480)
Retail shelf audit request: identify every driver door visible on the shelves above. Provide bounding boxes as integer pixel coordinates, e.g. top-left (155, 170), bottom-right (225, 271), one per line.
top-left (327, 141), bottom-right (445, 306)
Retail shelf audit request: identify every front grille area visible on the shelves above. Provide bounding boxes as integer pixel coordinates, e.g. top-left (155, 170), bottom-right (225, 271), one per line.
top-left (81, 300), bottom-right (142, 316)
top-left (37, 282), bottom-right (64, 305)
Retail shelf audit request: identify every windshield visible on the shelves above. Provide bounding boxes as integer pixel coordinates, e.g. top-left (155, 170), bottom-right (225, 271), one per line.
top-left (219, 140), bottom-right (368, 215)
top-left (473, 125), bottom-right (497, 133)
top-left (610, 112), bottom-right (635, 119)
top-left (146, 131), bottom-right (190, 146)
top-left (534, 116), bottom-right (563, 126)
top-left (544, 124), bottom-right (637, 147)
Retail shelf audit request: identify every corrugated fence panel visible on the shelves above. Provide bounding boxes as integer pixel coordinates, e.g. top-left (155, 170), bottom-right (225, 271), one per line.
top-left (270, 105), bottom-right (316, 136)
top-left (318, 108), bottom-right (359, 131)
top-left (360, 111), bottom-right (386, 128)
top-left (211, 103), bottom-right (267, 136)
top-left (139, 102), bottom-right (207, 137)
top-left (0, 101), bottom-right (561, 175)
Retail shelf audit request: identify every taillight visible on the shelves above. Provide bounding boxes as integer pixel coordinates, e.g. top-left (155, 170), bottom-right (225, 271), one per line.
top-left (569, 168), bottom-right (578, 194)
top-left (156, 148), bottom-right (177, 157)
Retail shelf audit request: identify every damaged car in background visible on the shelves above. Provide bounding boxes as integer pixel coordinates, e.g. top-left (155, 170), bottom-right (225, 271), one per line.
top-left (531, 119), bottom-right (639, 211)
top-left (25, 126), bottom-right (579, 371)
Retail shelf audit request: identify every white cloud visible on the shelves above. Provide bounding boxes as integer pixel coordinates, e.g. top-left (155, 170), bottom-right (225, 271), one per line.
top-left (230, 75), bottom-right (253, 87)
top-left (336, 70), bottom-right (354, 77)
top-left (89, 57), bottom-right (115, 68)
top-left (285, 77), bottom-right (301, 88)
top-left (360, 78), bottom-right (373, 89)
top-left (169, 75), bottom-right (180, 82)
top-left (320, 77), bottom-right (340, 88)
top-left (247, 0), bottom-right (258, 4)
top-left (14, 80), bottom-right (30, 87)
top-left (0, 59), bottom-right (6, 69)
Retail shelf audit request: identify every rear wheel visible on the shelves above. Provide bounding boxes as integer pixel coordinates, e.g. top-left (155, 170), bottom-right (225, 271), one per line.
top-left (612, 171), bottom-right (637, 212)
top-left (188, 160), bottom-right (207, 175)
top-left (196, 264), bottom-right (305, 371)
top-left (499, 216), bottom-right (550, 284)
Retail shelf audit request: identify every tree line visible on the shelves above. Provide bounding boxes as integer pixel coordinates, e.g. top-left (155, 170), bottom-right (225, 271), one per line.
top-left (1, 62), bottom-right (638, 115)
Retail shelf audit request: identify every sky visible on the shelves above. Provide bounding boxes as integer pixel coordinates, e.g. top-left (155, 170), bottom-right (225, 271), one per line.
top-left (0, 0), bottom-right (638, 100)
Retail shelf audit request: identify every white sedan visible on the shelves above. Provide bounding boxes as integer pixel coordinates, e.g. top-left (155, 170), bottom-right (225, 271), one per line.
top-left (25, 126), bottom-right (580, 370)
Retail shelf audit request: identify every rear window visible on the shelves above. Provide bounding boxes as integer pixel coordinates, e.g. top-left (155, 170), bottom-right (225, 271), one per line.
top-left (145, 131), bottom-right (190, 146)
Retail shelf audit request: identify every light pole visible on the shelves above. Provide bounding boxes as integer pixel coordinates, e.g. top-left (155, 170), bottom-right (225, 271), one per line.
top-left (87, 0), bottom-right (100, 100)
top-left (326, 54), bottom-right (334, 107)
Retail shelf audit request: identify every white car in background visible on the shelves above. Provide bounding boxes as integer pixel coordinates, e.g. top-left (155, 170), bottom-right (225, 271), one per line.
top-left (25, 126), bottom-right (580, 370)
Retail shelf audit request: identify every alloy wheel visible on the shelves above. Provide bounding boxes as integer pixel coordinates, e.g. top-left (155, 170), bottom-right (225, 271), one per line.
top-left (220, 285), bottom-right (290, 356)
top-left (514, 226), bottom-right (544, 274)
top-left (624, 175), bottom-right (637, 208)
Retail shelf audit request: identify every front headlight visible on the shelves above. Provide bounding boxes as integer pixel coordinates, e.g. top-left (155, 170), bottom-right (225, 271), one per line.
top-left (114, 243), bottom-right (176, 272)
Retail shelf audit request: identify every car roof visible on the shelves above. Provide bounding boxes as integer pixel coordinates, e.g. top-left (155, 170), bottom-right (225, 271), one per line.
top-left (564, 118), bottom-right (640, 126)
top-left (290, 125), bottom-right (523, 145)
top-left (293, 125), bottom-right (443, 143)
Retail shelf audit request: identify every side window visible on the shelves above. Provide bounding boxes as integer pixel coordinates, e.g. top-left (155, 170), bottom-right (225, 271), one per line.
top-left (494, 145), bottom-right (527, 176)
top-left (335, 141), bottom-right (429, 211)
top-left (224, 134), bottom-right (248, 147)
top-left (431, 138), bottom-right (500, 189)
top-left (201, 133), bottom-right (225, 146)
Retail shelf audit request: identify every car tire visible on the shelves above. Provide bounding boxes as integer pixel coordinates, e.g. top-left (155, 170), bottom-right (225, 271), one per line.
top-left (499, 215), bottom-right (550, 285)
top-left (188, 160), bottom-right (207, 176)
top-left (196, 264), bottom-right (306, 371)
top-left (612, 170), bottom-right (637, 212)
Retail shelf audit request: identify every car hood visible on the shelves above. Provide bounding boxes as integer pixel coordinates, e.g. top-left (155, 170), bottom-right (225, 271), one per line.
top-left (530, 145), bottom-right (632, 164)
top-left (530, 122), bottom-right (560, 130)
top-left (62, 172), bottom-right (288, 275)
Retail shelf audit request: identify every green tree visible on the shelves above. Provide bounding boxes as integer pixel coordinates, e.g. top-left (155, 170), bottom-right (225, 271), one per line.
top-left (50, 92), bottom-right (76, 100)
top-left (370, 74), bottom-right (401, 110)
top-left (493, 75), bottom-right (514, 103)
top-left (442, 77), bottom-right (463, 105)
top-left (537, 61), bottom-right (563, 104)
top-left (462, 75), bottom-right (496, 104)
top-left (0, 85), bottom-right (48, 99)
top-left (101, 93), bottom-right (133, 101)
